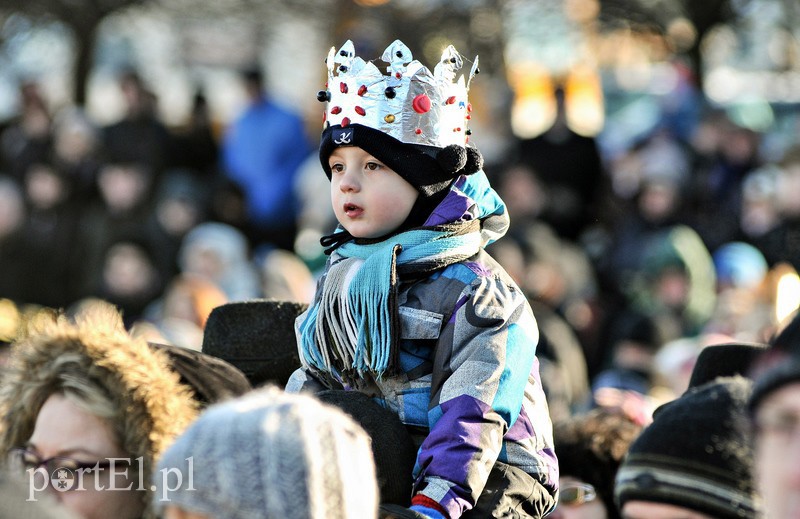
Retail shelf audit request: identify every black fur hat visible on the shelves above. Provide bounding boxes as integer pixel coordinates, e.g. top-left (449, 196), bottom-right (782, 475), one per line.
top-left (201, 300), bottom-right (307, 388)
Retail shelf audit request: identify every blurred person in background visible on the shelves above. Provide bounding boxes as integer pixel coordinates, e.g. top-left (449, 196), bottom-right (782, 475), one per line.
top-left (0, 80), bottom-right (52, 180)
top-left (0, 175), bottom-right (26, 302)
top-left (178, 221), bottom-right (260, 302)
top-left (142, 272), bottom-right (228, 351)
top-left (74, 159), bottom-right (155, 299)
top-left (95, 236), bottom-right (163, 328)
top-left (221, 67), bottom-right (311, 251)
top-left (256, 247), bottom-right (315, 304)
top-left (689, 114), bottom-right (763, 252)
top-left (17, 162), bottom-right (81, 308)
top-left (729, 164), bottom-right (780, 254)
top-left (517, 83), bottom-right (605, 242)
top-left (143, 169), bottom-right (210, 284)
top-left (759, 145), bottom-right (800, 273)
top-left (704, 241), bottom-right (773, 343)
top-left (591, 313), bottom-right (663, 425)
top-left (50, 107), bottom-right (102, 207)
top-left (101, 70), bottom-right (170, 179)
top-left (168, 89), bottom-right (220, 181)
top-left (551, 408), bottom-right (642, 519)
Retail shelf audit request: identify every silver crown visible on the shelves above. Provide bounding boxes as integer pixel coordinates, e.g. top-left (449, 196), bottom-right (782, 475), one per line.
top-left (318, 39), bottom-right (479, 148)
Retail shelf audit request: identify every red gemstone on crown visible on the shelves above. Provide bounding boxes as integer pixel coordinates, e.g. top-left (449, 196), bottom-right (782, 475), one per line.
top-left (412, 94), bottom-right (431, 114)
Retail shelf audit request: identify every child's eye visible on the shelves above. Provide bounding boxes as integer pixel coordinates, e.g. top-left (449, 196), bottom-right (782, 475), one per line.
top-left (365, 161), bottom-right (382, 171)
top-left (330, 163), bottom-right (345, 173)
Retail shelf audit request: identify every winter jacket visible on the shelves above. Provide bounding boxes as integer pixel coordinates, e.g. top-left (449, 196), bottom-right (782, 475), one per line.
top-left (289, 171), bottom-right (558, 518)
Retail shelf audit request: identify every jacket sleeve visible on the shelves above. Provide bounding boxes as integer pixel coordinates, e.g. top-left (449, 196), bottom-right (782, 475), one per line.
top-left (411, 274), bottom-right (541, 518)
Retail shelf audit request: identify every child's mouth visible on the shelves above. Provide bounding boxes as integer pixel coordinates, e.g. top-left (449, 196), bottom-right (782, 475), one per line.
top-left (344, 203), bottom-right (363, 217)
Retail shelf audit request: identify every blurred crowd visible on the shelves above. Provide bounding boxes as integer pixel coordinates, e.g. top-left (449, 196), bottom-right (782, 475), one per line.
top-left (0, 61), bottom-right (800, 518)
top-left (1, 64), bottom-right (800, 417)
top-left (0, 69), bottom-right (317, 351)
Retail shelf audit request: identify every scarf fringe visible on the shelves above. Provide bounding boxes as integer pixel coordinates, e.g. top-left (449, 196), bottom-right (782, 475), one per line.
top-left (299, 224), bottom-right (480, 381)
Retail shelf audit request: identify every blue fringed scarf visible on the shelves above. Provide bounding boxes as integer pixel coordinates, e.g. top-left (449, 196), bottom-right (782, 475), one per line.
top-left (298, 221), bottom-right (482, 384)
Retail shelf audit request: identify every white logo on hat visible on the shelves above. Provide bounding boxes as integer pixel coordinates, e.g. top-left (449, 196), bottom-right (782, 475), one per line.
top-left (334, 131), bottom-right (352, 145)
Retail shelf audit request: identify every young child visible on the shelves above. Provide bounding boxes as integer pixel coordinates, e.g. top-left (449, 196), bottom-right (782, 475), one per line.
top-left (287, 39), bottom-right (558, 519)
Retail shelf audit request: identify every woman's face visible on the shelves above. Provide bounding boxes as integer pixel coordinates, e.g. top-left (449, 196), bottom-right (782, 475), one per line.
top-left (24, 393), bottom-right (146, 519)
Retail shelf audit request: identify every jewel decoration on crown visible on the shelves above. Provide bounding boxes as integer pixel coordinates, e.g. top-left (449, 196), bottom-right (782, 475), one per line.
top-left (318, 39), bottom-right (479, 149)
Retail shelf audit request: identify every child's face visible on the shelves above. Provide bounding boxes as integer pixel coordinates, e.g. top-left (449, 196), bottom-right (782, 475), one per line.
top-left (329, 146), bottom-right (418, 238)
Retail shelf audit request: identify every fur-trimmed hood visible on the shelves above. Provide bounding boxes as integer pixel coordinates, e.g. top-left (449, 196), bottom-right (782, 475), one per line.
top-left (0, 303), bottom-right (199, 518)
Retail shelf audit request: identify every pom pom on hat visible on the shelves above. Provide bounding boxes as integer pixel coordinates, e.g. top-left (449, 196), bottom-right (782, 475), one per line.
top-left (435, 144), bottom-right (467, 175)
top-left (462, 144), bottom-right (484, 175)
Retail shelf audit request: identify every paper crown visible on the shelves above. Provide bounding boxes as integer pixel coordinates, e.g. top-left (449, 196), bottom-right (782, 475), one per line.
top-left (317, 39), bottom-right (479, 149)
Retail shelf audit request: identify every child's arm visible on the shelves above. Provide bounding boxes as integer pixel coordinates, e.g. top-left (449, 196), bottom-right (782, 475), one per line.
top-left (410, 274), bottom-right (550, 519)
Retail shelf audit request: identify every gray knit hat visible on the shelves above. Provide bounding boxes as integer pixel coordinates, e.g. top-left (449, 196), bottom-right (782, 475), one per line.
top-left (153, 386), bottom-right (379, 519)
top-left (615, 376), bottom-right (762, 518)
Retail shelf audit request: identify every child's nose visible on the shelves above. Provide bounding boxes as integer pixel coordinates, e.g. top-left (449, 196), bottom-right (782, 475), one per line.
top-left (339, 170), bottom-right (359, 192)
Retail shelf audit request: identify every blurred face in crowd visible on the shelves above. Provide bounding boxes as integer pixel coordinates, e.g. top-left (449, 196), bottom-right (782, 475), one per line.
top-left (776, 163), bottom-right (800, 218)
top-left (548, 477), bottom-right (607, 519)
top-left (98, 163), bottom-right (150, 212)
top-left (637, 181), bottom-right (678, 224)
top-left (329, 146), bottom-right (418, 239)
top-left (102, 242), bottom-right (159, 298)
top-left (621, 501), bottom-right (714, 519)
top-left (22, 393), bottom-right (145, 519)
top-left (753, 382), bottom-right (800, 519)
top-left (26, 164), bottom-right (67, 210)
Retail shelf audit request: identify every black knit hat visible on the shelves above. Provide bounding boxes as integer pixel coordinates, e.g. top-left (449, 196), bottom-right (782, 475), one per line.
top-left (615, 376), bottom-right (762, 518)
top-left (319, 123), bottom-right (483, 198)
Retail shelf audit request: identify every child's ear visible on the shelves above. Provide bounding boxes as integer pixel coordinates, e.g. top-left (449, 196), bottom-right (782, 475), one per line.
top-left (436, 145), bottom-right (468, 175)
